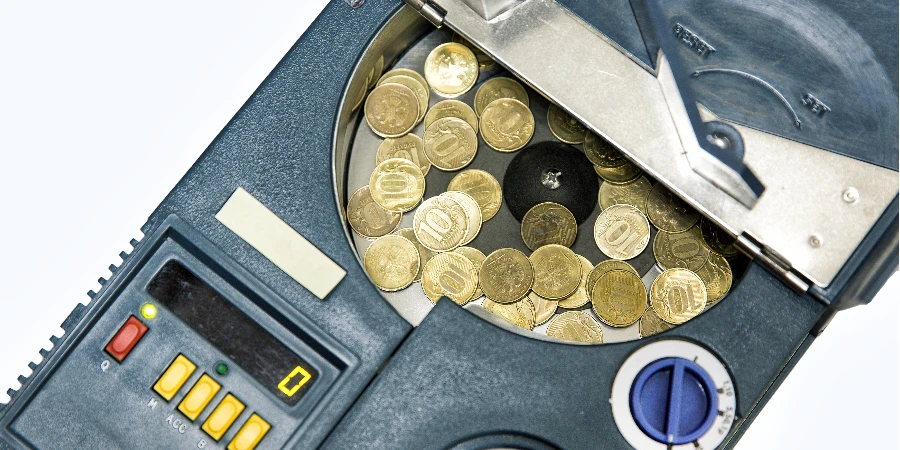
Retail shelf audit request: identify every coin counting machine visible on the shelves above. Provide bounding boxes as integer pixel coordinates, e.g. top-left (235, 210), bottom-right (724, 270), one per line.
top-left (1, 0), bottom-right (897, 449)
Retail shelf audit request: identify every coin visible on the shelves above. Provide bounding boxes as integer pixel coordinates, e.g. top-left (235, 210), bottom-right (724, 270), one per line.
top-left (413, 195), bottom-right (468, 252)
top-left (347, 186), bottom-right (402, 238)
top-left (423, 117), bottom-right (478, 171)
top-left (696, 252), bottom-right (733, 305)
top-left (591, 269), bottom-right (646, 327)
top-left (594, 161), bottom-right (643, 184)
top-left (379, 74), bottom-right (428, 124)
top-left (480, 98), bottom-right (535, 152)
top-left (700, 217), bottom-right (741, 258)
top-left (424, 42), bottom-right (479, 98)
top-left (377, 68), bottom-right (429, 92)
top-left (584, 132), bottom-right (627, 168)
top-left (650, 268), bottom-right (707, 324)
top-left (482, 297), bottom-right (536, 330)
top-left (376, 134), bottom-right (431, 176)
top-left (480, 248), bottom-right (534, 303)
top-left (593, 204), bottom-right (651, 260)
top-left (363, 235), bottom-right (419, 291)
top-left (598, 176), bottom-right (653, 216)
top-left (421, 252), bottom-right (478, 305)
top-left (638, 307), bottom-right (675, 338)
top-left (653, 225), bottom-right (710, 271)
top-left (547, 103), bottom-right (586, 144)
top-left (585, 259), bottom-right (640, 299)
top-left (529, 245), bottom-right (582, 300)
top-left (444, 191), bottom-right (482, 245)
top-left (369, 158), bottom-right (426, 212)
top-left (364, 82), bottom-right (419, 138)
top-left (528, 291), bottom-right (559, 326)
top-left (520, 202), bottom-right (578, 250)
top-left (546, 311), bottom-right (604, 344)
top-left (451, 34), bottom-right (496, 70)
top-left (394, 228), bottom-right (437, 282)
top-left (474, 77), bottom-right (529, 117)
top-left (558, 255), bottom-right (593, 309)
top-left (424, 99), bottom-right (478, 131)
top-left (448, 169), bottom-right (503, 221)
top-left (646, 183), bottom-right (700, 232)
top-left (454, 246), bottom-right (486, 301)
top-left (365, 55), bottom-right (384, 90)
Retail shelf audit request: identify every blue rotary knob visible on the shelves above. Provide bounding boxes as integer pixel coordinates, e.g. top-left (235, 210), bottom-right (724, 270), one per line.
top-left (629, 357), bottom-right (719, 445)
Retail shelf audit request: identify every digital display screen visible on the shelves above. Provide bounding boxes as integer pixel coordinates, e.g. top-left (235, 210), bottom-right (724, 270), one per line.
top-left (147, 261), bottom-right (317, 406)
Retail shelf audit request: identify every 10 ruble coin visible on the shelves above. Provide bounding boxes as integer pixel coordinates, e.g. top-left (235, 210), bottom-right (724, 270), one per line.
top-left (650, 268), bottom-right (707, 324)
top-left (364, 235), bottom-right (420, 291)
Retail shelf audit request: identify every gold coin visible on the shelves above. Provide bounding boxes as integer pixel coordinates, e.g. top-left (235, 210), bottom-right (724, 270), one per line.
top-left (529, 244), bottom-right (582, 300)
top-left (547, 103), bottom-right (586, 144)
top-left (363, 235), bottom-right (419, 291)
top-left (394, 228), bottom-right (437, 282)
top-left (480, 248), bottom-right (534, 303)
top-left (378, 74), bottom-right (429, 124)
top-left (593, 204), bottom-right (651, 260)
top-left (423, 117), bottom-right (478, 171)
top-left (369, 158), bottom-right (426, 212)
top-left (650, 268), bottom-right (707, 324)
top-left (520, 202), bottom-right (578, 250)
top-left (598, 176), bottom-right (653, 215)
top-left (424, 99), bottom-right (478, 131)
top-left (421, 252), bottom-right (478, 305)
top-left (413, 195), bottom-right (468, 252)
top-left (364, 82), bottom-right (419, 138)
top-left (376, 134), bottom-right (431, 176)
top-left (546, 311), bottom-right (604, 344)
top-left (347, 186), bottom-right (402, 238)
top-left (584, 132), bottom-right (627, 168)
top-left (558, 255), bottom-right (593, 309)
top-left (646, 183), bottom-right (700, 232)
top-left (482, 297), bottom-right (535, 330)
top-left (451, 34), bottom-right (496, 70)
top-left (638, 308), bottom-right (675, 338)
top-left (378, 68), bottom-right (428, 91)
top-left (444, 191), bottom-right (482, 245)
top-left (653, 225), bottom-right (710, 271)
top-left (454, 246), bottom-right (486, 301)
top-left (424, 42), bottom-right (479, 98)
top-left (474, 77), bottom-right (529, 117)
top-left (367, 55), bottom-right (385, 89)
top-left (594, 161), bottom-right (643, 184)
top-left (591, 269), bottom-right (646, 327)
top-left (696, 252), bottom-right (733, 306)
top-left (700, 217), bottom-right (741, 258)
top-left (585, 259), bottom-right (640, 299)
top-left (447, 169), bottom-right (503, 221)
top-left (480, 98), bottom-right (535, 152)
top-left (528, 291), bottom-right (559, 326)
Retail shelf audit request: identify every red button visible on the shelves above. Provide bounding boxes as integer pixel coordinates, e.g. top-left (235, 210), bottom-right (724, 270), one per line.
top-left (105, 316), bottom-right (148, 362)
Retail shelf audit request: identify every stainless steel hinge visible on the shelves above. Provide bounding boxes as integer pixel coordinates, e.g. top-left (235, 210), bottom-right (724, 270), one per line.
top-left (403, 0), bottom-right (446, 27)
top-left (735, 233), bottom-right (811, 294)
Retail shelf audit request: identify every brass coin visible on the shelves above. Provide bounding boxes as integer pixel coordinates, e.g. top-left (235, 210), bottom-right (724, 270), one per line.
top-left (482, 297), bottom-right (536, 330)
top-left (480, 248), bottom-right (534, 304)
top-left (377, 68), bottom-right (428, 92)
top-left (529, 245), bottom-right (582, 300)
top-left (585, 259), bottom-right (640, 299)
top-left (528, 291), bottom-right (559, 326)
top-left (696, 253), bottom-right (733, 306)
top-left (594, 161), bottom-right (643, 184)
top-left (376, 134), bottom-right (431, 176)
top-left (364, 82), bottom-right (419, 138)
top-left (363, 235), bottom-right (419, 291)
top-left (546, 311), bottom-right (604, 344)
top-left (366, 55), bottom-right (384, 90)
top-left (413, 195), bottom-right (468, 252)
top-left (650, 268), bottom-right (707, 324)
top-left (422, 252), bottom-right (478, 305)
top-left (423, 117), bottom-right (478, 171)
top-left (480, 98), bottom-right (535, 152)
top-left (447, 169), bottom-right (503, 221)
top-left (591, 269), bottom-right (646, 327)
top-left (638, 307), bottom-right (675, 338)
top-left (451, 34), bottom-right (496, 70)
top-left (424, 42), bottom-right (479, 98)
top-left (454, 246), bottom-right (486, 301)
top-left (474, 77), bottom-right (529, 117)
top-left (369, 158), bottom-right (426, 212)
top-left (444, 191), bottom-right (482, 245)
top-left (700, 217), bottom-right (741, 258)
top-left (598, 176), bottom-right (653, 215)
top-left (653, 225), bottom-right (710, 272)
top-left (424, 99), bottom-right (478, 131)
top-left (347, 186), bottom-right (402, 238)
top-left (520, 202), bottom-right (578, 250)
top-left (558, 255), bottom-right (594, 309)
top-left (593, 204), bottom-right (651, 260)
top-left (394, 228), bottom-right (437, 282)
top-left (547, 103), bottom-right (586, 144)
top-left (379, 74), bottom-right (429, 124)
top-left (646, 183), bottom-right (700, 232)
top-left (584, 132), bottom-right (627, 168)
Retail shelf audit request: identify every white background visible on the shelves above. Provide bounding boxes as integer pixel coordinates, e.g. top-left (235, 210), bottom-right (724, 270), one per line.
top-left (0, 1), bottom-right (897, 448)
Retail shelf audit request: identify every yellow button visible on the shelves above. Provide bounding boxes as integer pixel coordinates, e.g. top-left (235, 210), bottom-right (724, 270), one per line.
top-left (201, 393), bottom-right (245, 441)
top-left (227, 414), bottom-right (271, 450)
top-left (153, 354), bottom-right (197, 401)
top-left (177, 374), bottom-right (221, 421)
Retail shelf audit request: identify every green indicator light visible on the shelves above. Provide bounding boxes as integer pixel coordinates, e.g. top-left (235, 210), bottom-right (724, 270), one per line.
top-left (215, 363), bottom-right (229, 376)
top-left (140, 303), bottom-right (157, 320)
